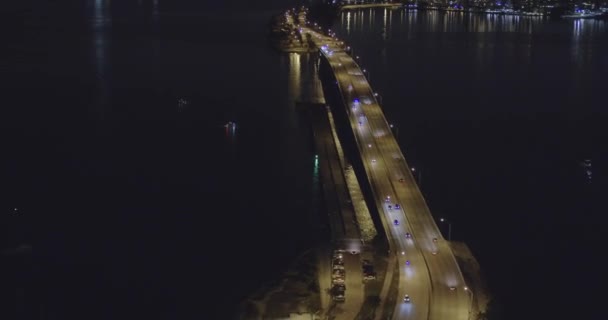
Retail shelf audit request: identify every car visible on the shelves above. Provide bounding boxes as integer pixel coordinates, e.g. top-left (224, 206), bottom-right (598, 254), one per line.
top-left (405, 232), bottom-right (411, 238)
top-left (333, 269), bottom-right (345, 275)
top-left (388, 205), bottom-right (392, 210)
top-left (403, 295), bottom-right (411, 303)
top-left (449, 286), bottom-right (456, 291)
top-left (431, 251), bottom-right (437, 255)
top-left (394, 219), bottom-right (399, 226)
top-left (385, 196), bottom-right (391, 202)
top-left (432, 237), bottom-right (437, 243)
top-left (394, 204), bottom-right (401, 209)
top-left (333, 294), bottom-right (345, 302)
top-left (372, 159), bottom-right (376, 163)
top-left (333, 277), bottom-right (345, 285)
top-left (332, 272), bottom-right (345, 279)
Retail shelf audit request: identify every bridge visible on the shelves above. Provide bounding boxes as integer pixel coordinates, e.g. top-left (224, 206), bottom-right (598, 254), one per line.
top-left (301, 26), bottom-right (472, 320)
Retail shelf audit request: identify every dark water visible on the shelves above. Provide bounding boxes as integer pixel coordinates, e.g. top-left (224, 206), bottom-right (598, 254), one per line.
top-left (335, 8), bottom-right (607, 319)
top-left (2, 1), bottom-right (317, 319)
top-left (1, 1), bottom-right (606, 320)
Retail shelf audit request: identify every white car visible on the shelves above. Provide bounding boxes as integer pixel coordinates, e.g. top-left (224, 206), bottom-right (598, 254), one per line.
top-left (403, 295), bottom-right (411, 303)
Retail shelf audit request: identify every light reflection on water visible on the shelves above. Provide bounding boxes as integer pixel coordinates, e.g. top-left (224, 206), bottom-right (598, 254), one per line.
top-left (333, 8), bottom-right (608, 113)
top-left (90, 0), bottom-right (111, 30)
top-left (346, 11), bottom-right (352, 35)
top-left (340, 9), bottom-right (608, 35)
top-left (87, 0), bottom-right (161, 30)
top-left (288, 52), bottom-right (302, 104)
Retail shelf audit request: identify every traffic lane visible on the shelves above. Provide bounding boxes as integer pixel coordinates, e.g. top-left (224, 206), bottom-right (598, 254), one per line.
top-left (355, 124), bottom-right (395, 227)
top-left (394, 233), bottom-right (430, 320)
top-left (341, 67), bottom-right (441, 253)
top-left (394, 188), bottom-right (466, 317)
top-left (355, 112), bottom-right (410, 233)
top-left (359, 109), bottom-right (454, 313)
top-left (373, 134), bottom-right (465, 303)
top-left (346, 89), bottom-right (432, 242)
top-left (366, 122), bottom-right (439, 259)
top-left (354, 122), bottom-right (399, 248)
top-left (372, 133), bottom-right (446, 245)
top-left (369, 110), bottom-right (435, 315)
top-left (332, 80), bottom-right (468, 320)
top-left (358, 142), bottom-right (426, 319)
top-left (430, 247), bottom-right (469, 319)
top-left (389, 162), bottom-right (467, 320)
top-left (386, 182), bottom-right (431, 320)
top-left (371, 165), bottom-right (431, 320)
top-left (389, 172), bottom-right (468, 319)
top-left (321, 54), bottom-right (413, 318)
top-left (324, 45), bottom-right (466, 318)
top-left (362, 111), bottom-right (468, 319)
top-left (407, 195), bottom-right (467, 294)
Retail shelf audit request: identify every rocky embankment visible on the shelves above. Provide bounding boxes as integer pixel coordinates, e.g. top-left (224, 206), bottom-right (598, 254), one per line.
top-left (236, 250), bottom-right (321, 320)
top-left (450, 241), bottom-right (491, 319)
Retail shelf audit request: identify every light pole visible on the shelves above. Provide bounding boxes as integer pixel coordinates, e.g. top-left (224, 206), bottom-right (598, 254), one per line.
top-left (374, 92), bottom-right (383, 105)
top-left (390, 123), bottom-right (399, 140)
top-left (440, 217), bottom-right (452, 241)
top-left (464, 286), bottom-right (474, 320)
top-left (411, 167), bottom-right (421, 187)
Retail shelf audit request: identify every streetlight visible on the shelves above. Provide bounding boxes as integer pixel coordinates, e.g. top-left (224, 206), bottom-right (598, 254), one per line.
top-left (464, 286), bottom-right (474, 320)
top-left (374, 92), bottom-right (383, 105)
top-left (411, 166), bottom-right (421, 187)
top-left (440, 217), bottom-right (452, 241)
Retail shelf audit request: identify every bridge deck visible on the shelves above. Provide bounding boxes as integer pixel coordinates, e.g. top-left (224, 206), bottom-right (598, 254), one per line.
top-left (304, 26), bottom-right (470, 320)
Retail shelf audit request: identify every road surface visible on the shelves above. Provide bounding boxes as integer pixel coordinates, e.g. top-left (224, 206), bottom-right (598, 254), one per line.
top-left (310, 104), bottom-right (365, 318)
top-left (304, 26), bottom-right (471, 320)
